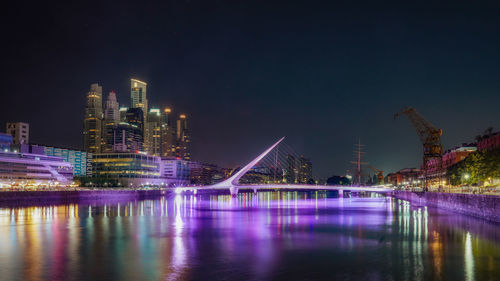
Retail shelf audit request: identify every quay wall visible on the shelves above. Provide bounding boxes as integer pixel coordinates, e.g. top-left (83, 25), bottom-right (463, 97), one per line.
top-left (391, 191), bottom-right (500, 223)
top-left (0, 189), bottom-right (168, 206)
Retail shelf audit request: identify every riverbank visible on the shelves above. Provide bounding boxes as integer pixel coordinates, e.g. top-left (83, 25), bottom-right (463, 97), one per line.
top-left (391, 191), bottom-right (500, 223)
top-left (0, 189), bottom-right (170, 206)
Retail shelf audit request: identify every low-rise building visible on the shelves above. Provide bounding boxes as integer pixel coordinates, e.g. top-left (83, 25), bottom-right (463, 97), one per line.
top-left (477, 131), bottom-right (500, 151)
top-left (386, 168), bottom-right (421, 187)
top-left (442, 144), bottom-right (477, 170)
top-left (160, 158), bottom-right (190, 186)
top-left (0, 151), bottom-right (73, 187)
top-left (17, 144), bottom-right (91, 176)
top-left (92, 153), bottom-right (162, 187)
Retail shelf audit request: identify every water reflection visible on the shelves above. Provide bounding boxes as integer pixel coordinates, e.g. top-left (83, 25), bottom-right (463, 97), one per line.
top-left (0, 191), bottom-right (499, 280)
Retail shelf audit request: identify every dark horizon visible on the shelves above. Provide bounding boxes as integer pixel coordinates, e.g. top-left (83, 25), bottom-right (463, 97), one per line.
top-left (1, 0), bottom-right (500, 177)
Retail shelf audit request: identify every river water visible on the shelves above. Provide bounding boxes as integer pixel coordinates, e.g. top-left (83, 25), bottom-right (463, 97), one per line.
top-left (0, 191), bottom-right (499, 280)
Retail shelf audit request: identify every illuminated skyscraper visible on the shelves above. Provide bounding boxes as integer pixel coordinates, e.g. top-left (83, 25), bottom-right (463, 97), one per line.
top-left (83, 83), bottom-right (103, 153)
top-left (130, 79), bottom-right (148, 121)
top-left (145, 108), bottom-right (162, 156)
top-left (161, 107), bottom-right (176, 157)
top-left (104, 91), bottom-right (120, 122)
top-left (176, 114), bottom-right (190, 160)
top-left (102, 91), bottom-right (120, 152)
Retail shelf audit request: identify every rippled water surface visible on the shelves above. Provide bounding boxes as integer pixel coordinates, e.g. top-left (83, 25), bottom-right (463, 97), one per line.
top-left (1, 191), bottom-right (500, 280)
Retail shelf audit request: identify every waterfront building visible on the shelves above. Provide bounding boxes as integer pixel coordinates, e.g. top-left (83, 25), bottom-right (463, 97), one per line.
top-left (130, 79), bottom-right (148, 122)
top-left (298, 156), bottom-right (313, 184)
top-left (160, 158), bottom-right (190, 186)
top-left (386, 168), bottom-right (421, 187)
top-left (83, 83), bottom-right (103, 153)
top-left (442, 144), bottom-right (477, 170)
top-left (92, 153), bottom-right (162, 187)
top-left (161, 108), bottom-right (176, 157)
top-left (175, 114), bottom-right (190, 160)
top-left (17, 144), bottom-right (91, 176)
top-left (477, 131), bottom-right (500, 151)
top-left (6, 122), bottom-right (29, 145)
top-left (43, 146), bottom-right (91, 176)
top-left (145, 109), bottom-right (162, 156)
top-left (0, 133), bottom-right (13, 151)
top-left (0, 150), bottom-right (73, 187)
top-left (189, 162), bottom-right (220, 185)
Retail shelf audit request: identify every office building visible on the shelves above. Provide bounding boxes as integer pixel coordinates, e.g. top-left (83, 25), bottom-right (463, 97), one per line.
top-left (161, 108), bottom-right (176, 157)
top-left (92, 153), bottom-right (162, 187)
top-left (6, 122), bottom-right (29, 145)
top-left (176, 114), bottom-right (190, 160)
top-left (145, 109), bottom-right (162, 156)
top-left (112, 123), bottom-right (143, 152)
top-left (83, 83), bottom-right (103, 153)
top-left (119, 107), bottom-right (128, 122)
top-left (298, 156), bottom-right (313, 184)
top-left (160, 158), bottom-right (190, 186)
top-left (130, 79), bottom-right (148, 122)
top-left (102, 91), bottom-right (121, 152)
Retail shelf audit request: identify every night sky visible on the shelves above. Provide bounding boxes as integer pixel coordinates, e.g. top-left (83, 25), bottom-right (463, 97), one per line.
top-left (1, 1), bottom-right (500, 178)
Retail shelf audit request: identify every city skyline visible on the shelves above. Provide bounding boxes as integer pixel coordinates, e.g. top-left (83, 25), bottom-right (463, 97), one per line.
top-left (1, 1), bottom-right (500, 178)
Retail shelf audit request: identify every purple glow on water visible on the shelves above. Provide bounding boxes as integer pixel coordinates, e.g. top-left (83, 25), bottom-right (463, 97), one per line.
top-left (0, 191), bottom-right (499, 280)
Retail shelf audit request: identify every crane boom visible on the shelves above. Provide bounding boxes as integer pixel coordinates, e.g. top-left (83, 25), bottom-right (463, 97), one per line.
top-left (394, 106), bottom-right (443, 188)
top-left (394, 106), bottom-right (443, 158)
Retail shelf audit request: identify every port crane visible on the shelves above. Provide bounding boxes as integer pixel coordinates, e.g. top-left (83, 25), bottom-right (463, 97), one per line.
top-left (394, 106), bottom-right (443, 188)
top-left (368, 165), bottom-right (384, 184)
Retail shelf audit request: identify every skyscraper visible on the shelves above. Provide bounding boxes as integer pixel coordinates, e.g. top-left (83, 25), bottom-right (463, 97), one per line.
top-left (130, 79), bottom-right (148, 121)
top-left (161, 107), bottom-right (176, 157)
top-left (145, 109), bottom-right (162, 156)
top-left (102, 91), bottom-right (120, 152)
top-left (104, 91), bottom-right (120, 122)
top-left (83, 83), bottom-right (103, 153)
top-left (175, 114), bottom-right (190, 160)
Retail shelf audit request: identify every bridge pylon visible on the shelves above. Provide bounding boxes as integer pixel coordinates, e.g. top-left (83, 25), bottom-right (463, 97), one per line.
top-left (210, 137), bottom-right (285, 196)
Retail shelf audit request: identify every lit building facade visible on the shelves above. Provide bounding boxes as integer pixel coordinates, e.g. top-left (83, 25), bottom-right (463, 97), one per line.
top-left (442, 144), bottom-right (477, 170)
top-left (145, 109), bottom-right (162, 156)
top-left (92, 153), bottom-right (162, 187)
top-left (130, 79), bottom-right (148, 122)
top-left (0, 133), bottom-right (13, 150)
top-left (6, 122), bottom-right (29, 145)
top-left (175, 114), bottom-right (190, 160)
top-left (18, 144), bottom-right (92, 176)
top-left (477, 131), bottom-right (500, 151)
top-left (160, 158), bottom-right (190, 186)
top-left (112, 123), bottom-right (143, 152)
top-left (386, 168), bottom-right (422, 187)
top-left (102, 91), bottom-right (120, 152)
top-left (0, 151), bottom-right (73, 187)
top-left (298, 156), bottom-right (313, 184)
top-left (161, 108), bottom-right (176, 157)
top-left (83, 83), bottom-right (103, 153)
